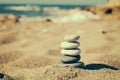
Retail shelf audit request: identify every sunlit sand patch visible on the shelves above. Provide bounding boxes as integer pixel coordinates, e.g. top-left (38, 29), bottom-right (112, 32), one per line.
top-left (9, 56), bottom-right (55, 68)
top-left (0, 32), bottom-right (18, 45)
top-left (46, 49), bottom-right (60, 56)
top-left (85, 45), bottom-right (110, 54)
top-left (0, 51), bottom-right (24, 65)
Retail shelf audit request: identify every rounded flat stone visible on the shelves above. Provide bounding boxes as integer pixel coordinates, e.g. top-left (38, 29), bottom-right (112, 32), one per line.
top-left (61, 48), bottom-right (81, 56)
top-left (61, 55), bottom-right (80, 63)
top-left (64, 35), bottom-right (80, 41)
top-left (0, 73), bottom-right (13, 80)
top-left (56, 62), bottom-right (84, 68)
top-left (60, 41), bottom-right (80, 49)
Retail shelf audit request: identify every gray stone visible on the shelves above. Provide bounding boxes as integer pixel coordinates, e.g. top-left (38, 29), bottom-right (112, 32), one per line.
top-left (60, 41), bottom-right (80, 49)
top-left (64, 35), bottom-right (80, 41)
top-left (0, 73), bottom-right (4, 78)
top-left (61, 55), bottom-right (80, 63)
top-left (56, 62), bottom-right (84, 68)
top-left (0, 73), bottom-right (13, 80)
top-left (61, 48), bottom-right (81, 56)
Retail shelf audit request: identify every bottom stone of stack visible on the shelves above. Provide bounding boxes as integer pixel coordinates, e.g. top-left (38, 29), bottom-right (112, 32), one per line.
top-left (60, 55), bottom-right (80, 64)
top-left (56, 62), bottom-right (84, 68)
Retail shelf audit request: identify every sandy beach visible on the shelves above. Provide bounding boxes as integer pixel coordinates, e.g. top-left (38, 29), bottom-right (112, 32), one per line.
top-left (0, 0), bottom-right (120, 79)
top-left (0, 16), bottom-right (120, 79)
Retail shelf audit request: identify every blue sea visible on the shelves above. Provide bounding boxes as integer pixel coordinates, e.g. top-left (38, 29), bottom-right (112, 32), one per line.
top-left (0, 4), bottom-right (90, 17)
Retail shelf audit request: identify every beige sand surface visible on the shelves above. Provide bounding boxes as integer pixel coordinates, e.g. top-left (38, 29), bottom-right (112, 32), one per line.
top-left (0, 19), bottom-right (120, 80)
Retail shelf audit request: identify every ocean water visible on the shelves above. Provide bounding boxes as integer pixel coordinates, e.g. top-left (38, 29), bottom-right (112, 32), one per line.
top-left (0, 4), bottom-right (90, 17)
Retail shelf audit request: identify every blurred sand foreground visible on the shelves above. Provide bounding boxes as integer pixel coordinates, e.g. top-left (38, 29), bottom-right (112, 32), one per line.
top-left (0, 17), bottom-right (120, 80)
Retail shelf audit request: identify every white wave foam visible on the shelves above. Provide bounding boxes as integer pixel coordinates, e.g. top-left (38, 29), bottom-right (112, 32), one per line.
top-left (6, 5), bottom-right (41, 11)
top-left (52, 10), bottom-right (100, 23)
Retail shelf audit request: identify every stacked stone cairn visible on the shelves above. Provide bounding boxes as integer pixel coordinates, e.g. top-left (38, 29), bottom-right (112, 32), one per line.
top-left (58, 35), bottom-right (84, 68)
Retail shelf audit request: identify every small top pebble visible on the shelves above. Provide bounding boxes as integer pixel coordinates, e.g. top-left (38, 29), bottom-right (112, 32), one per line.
top-left (64, 35), bottom-right (80, 41)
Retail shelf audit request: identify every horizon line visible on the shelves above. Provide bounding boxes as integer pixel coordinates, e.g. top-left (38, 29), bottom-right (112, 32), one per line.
top-left (0, 2), bottom-right (106, 5)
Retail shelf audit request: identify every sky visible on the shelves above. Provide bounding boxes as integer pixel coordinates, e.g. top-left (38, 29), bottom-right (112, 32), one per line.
top-left (0, 0), bottom-right (106, 5)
